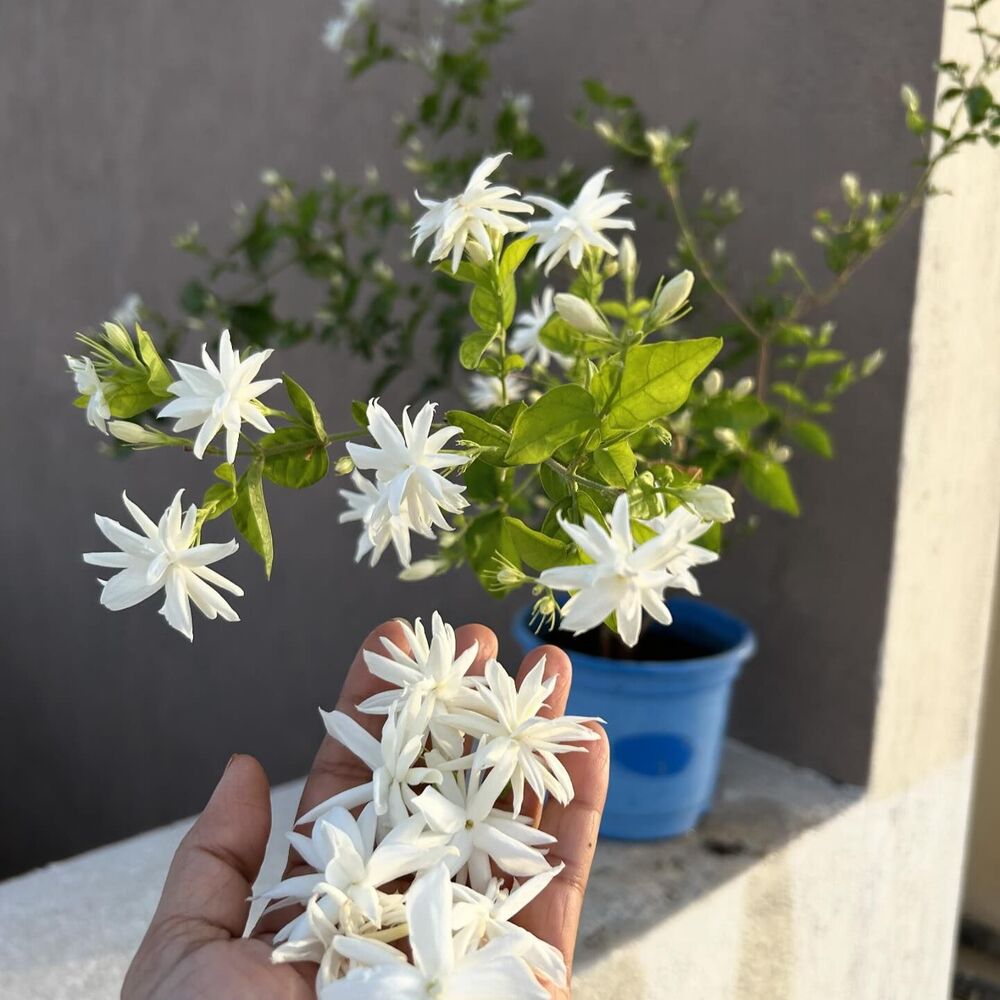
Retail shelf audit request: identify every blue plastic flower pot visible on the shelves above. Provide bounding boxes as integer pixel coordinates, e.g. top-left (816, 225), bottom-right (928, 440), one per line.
top-left (512, 596), bottom-right (756, 840)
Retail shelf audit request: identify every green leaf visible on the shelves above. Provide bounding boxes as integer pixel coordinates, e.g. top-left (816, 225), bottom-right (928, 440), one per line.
top-left (134, 324), bottom-right (173, 396)
top-left (966, 84), bottom-right (994, 125)
top-left (790, 420), bottom-right (834, 458)
top-left (214, 462), bottom-right (237, 486)
top-left (351, 400), bottom-right (370, 428)
top-left (596, 337), bottom-right (722, 434)
top-left (741, 453), bottom-right (800, 515)
top-left (499, 236), bottom-right (536, 278)
top-left (200, 465), bottom-right (238, 522)
top-left (261, 427), bottom-right (329, 489)
top-left (463, 459), bottom-right (501, 503)
top-left (282, 373), bottom-right (327, 438)
top-left (233, 461), bottom-right (274, 576)
top-left (589, 440), bottom-right (637, 488)
top-left (459, 330), bottom-right (496, 370)
top-left (538, 462), bottom-right (570, 501)
top-left (539, 316), bottom-right (609, 357)
top-left (505, 384), bottom-right (599, 465)
top-left (447, 410), bottom-right (511, 465)
top-left (505, 517), bottom-right (571, 570)
top-left (104, 381), bottom-right (163, 419)
top-left (180, 280), bottom-right (208, 316)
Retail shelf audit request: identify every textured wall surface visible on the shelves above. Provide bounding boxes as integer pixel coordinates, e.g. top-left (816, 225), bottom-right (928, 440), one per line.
top-left (0, 0), bottom-right (942, 876)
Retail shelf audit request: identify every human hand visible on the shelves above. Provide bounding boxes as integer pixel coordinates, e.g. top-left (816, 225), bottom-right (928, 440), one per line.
top-left (122, 620), bottom-right (609, 999)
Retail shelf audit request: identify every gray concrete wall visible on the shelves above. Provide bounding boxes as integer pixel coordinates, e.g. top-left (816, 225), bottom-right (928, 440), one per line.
top-left (0, 0), bottom-right (942, 876)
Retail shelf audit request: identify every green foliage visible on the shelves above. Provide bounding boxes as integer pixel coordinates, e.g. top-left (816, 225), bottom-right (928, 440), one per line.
top-left (262, 428), bottom-right (330, 489)
top-left (233, 461), bottom-right (274, 576)
top-left (506, 385), bottom-right (599, 464)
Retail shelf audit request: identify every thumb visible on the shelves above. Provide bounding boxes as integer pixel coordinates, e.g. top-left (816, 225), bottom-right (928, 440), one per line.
top-left (150, 753), bottom-right (272, 938)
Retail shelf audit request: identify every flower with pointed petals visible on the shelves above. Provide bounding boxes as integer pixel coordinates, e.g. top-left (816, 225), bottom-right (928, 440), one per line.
top-left (338, 472), bottom-right (413, 567)
top-left (321, 864), bottom-right (549, 999)
top-left (451, 867), bottom-right (567, 988)
top-left (411, 153), bottom-right (533, 272)
top-left (465, 373), bottom-right (525, 411)
top-left (539, 493), bottom-right (716, 647)
top-left (411, 764), bottom-right (555, 891)
top-left (259, 803), bottom-right (452, 931)
top-left (441, 658), bottom-right (601, 815)
top-left (345, 399), bottom-right (467, 567)
top-left (83, 490), bottom-right (242, 641)
top-left (158, 329), bottom-right (281, 464)
top-left (526, 167), bottom-right (634, 274)
top-left (66, 355), bottom-right (111, 434)
top-left (296, 699), bottom-right (442, 831)
top-left (358, 613), bottom-right (481, 758)
top-left (509, 287), bottom-right (568, 369)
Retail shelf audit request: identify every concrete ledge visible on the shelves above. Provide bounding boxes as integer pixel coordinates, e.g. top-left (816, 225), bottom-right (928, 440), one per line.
top-left (0, 741), bottom-right (857, 999)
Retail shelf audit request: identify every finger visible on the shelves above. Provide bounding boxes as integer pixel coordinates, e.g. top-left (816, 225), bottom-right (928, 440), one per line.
top-left (150, 754), bottom-right (272, 938)
top-left (508, 645), bottom-right (573, 827)
top-left (518, 722), bottom-right (609, 978)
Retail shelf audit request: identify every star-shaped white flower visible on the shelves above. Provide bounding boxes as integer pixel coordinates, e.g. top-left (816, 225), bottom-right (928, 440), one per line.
top-left (509, 287), bottom-right (568, 369)
top-left (296, 699), bottom-right (443, 832)
top-left (346, 400), bottom-right (467, 567)
top-left (411, 765), bottom-right (555, 891)
top-left (465, 373), bottom-right (525, 410)
top-left (442, 658), bottom-right (601, 815)
top-left (539, 493), bottom-right (717, 646)
top-left (357, 613), bottom-right (481, 758)
top-left (66, 355), bottom-right (111, 434)
top-left (83, 490), bottom-right (243, 641)
top-left (320, 863), bottom-right (549, 999)
top-left (412, 153), bottom-right (533, 271)
top-left (526, 168), bottom-right (635, 274)
top-left (260, 803), bottom-right (452, 930)
top-left (451, 868), bottom-right (567, 988)
top-left (339, 472), bottom-right (413, 567)
top-left (158, 329), bottom-right (281, 464)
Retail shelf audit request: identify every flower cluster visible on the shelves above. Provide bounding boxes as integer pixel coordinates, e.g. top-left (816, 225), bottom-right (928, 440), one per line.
top-left (260, 613), bottom-right (600, 997)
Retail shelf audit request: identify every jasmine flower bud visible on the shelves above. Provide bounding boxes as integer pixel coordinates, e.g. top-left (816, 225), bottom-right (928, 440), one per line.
top-left (731, 376), bottom-right (755, 399)
top-left (703, 369), bottom-right (724, 397)
top-left (650, 269), bottom-right (694, 325)
top-left (554, 293), bottom-right (608, 336)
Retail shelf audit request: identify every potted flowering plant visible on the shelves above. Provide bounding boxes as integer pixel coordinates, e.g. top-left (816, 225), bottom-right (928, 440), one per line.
top-left (67, 1), bottom-right (1000, 844)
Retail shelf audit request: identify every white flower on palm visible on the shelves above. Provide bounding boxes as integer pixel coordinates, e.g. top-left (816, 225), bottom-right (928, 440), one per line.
top-left (509, 287), bottom-right (568, 369)
top-left (338, 472), bottom-right (413, 567)
top-left (451, 868), bottom-right (567, 988)
top-left (346, 399), bottom-right (467, 567)
top-left (158, 329), bottom-right (281, 464)
top-left (83, 491), bottom-right (243, 641)
top-left (358, 613), bottom-right (480, 758)
top-left (66, 355), bottom-right (111, 434)
top-left (271, 893), bottom-right (347, 988)
top-left (410, 765), bottom-right (555, 891)
top-left (526, 168), bottom-right (635, 274)
top-left (296, 700), bottom-right (443, 832)
top-left (259, 803), bottom-right (453, 930)
top-left (321, 863), bottom-right (549, 999)
top-left (442, 658), bottom-right (600, 815)
top-left (465, 373), bottom-right (525, 410)
top-left (539, 493), bottom-right (717, 647)
top-left (411, 153), bottom-right (533, 272)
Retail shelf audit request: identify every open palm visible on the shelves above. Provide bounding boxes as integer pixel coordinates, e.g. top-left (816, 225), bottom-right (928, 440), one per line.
top-left (123, 620), bottom-right (609, 999)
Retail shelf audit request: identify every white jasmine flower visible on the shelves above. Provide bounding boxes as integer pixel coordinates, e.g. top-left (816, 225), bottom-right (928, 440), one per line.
top-left (339, 472), bottom-right (413, 568)
top-left (678, 483), bottom-right (735, 523)
top-left (83, 490), bottom-right (242, 641)
top-left (358, 612), bottom-right (480, 758)
top-left (346, 399), bottom-right (467, 561)
top-left (158, 330), bottom-right (281, 464)
top-left (539, 493), bottom-right (716, 646)
top-left (322, 17), bottom-right (350, 50)
top-left (66, 355), bottom-right (111, 434)
top-left (466, 373), bottom-right (525, 410)
top-left (411, 153), bottom-right (533, 271)
top-left (451, 868), bottom-right (567, 988)
top-left (110, 292), bottom-right (142, 328)
top-left (714, 426), bottom-right (740, 451)
top-left (411, 765), bottom-right (555, 890)
top-left (271, 893), bottom-right (347, 987)
top-left (297, 699), bottom-right (442, 830)
top-left (259, 802), bottom-right (451, 929)
top-left (510, 288), bottom-right (567, 369)
top-left (442, 658), bottom-right (600, 815)
top-left (321, 863), bottom-right (549, 999)
top-left (526, 168), bottom-right (635, 274)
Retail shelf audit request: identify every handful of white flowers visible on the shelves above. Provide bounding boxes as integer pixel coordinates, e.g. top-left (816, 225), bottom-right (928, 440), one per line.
top-left (68, 153), bottom-right (733, 650)
top-left (258, 613), bottom-right (602, 998)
